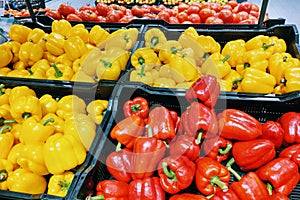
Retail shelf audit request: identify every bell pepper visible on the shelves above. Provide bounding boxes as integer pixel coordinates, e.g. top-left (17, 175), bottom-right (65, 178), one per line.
top-left (0, 126), bottom-right (14, 159)
top-left (110, 115), bottom-right (145, 149)
top-left (182, 102), bottom-right (219, 144)
top-left (123, 97), bottom-right (149, 120)
top-left (72, 71), bottom-right (96, 83)
top-left (105, 47), bottom-right (130, 71)
top-left (89, 25), bottom-right (110, 46)
top-left (104, 28), bottom-right (139, 51)
top-left (0, 104), bottom-right (14, 123)
top-left (279, 144), bottom-right (300, 167)
top-left (182, 27), bottom-right (199, 41)
top-left (147, 106), bottom-right (176, 141)
top-left (46, 63), bottom-right (74, 81)
top-left (158, 155), bottom-right (196, 194)
top-left (195, 157), bottom-right (230, 195)
top-left (64, 36), bottom-right (88, 61)
top-left (131, 47), bottom-right (160, 72)
top-left (153, 77), bottom-right (177, 88)
top-left (39, 94), bottom-right (58, 116)
top-left (169, 134), bottom-right (200, 161)
top-left (55, 53), bottom-right (73, 68)
top-left (8, 24), bottom-right (32, 44)
top-left (43, 133), bottom-right (86, 174)
top-left (202, 53), bottom-right (231, 79)
top-left (197, 35), bottom-right (221, 55)
top-left (17, 143), bottom-right (49, 175)
top-left (130, 65), bottom-right (155, 86)
top-left (7, 143), bottom-right (23, 169)
top-left (144, 28), bottom-right (167, 49)
top-left (278, 112), bottom-right (300, 144)
top-left (2, 41), bottom-right (21, 64)
top-left (281, 67), bottom-right (300, 93)
top-left (221, 39), bottom-right (246, 67)
top-left (95, 57), bottom-right (122, 81)
top-left (255, 157), bottom-right (299, 196)
top-left (0, 68), bottom-right (11, 76)
top-left (245, 35), bottom-right (275, 57)
top-left (51, 19), bottom-right (72, 37)
top-left (8, 85), bottom-right (36, 105)
top-left (18, 41), bottom-right (44, 66)
top-left (27, 66), bottom-right (46, 79)
top-left (0, 84), bottom-right (9, 105)
top-left (12, 60), bottom-right (28, 70)
top-left (47, 171), bottom-right (75, 197)
top-left (106, 147), bottom-right (132, 183)
top-left (67, 24), bottom-right (89, 44)
top-left (56, 95), bottom-right (86, 120)
top-left (131, 125), bottom-right (166, 180)
top-left (232, 139), bottom-right (276, 171)
top-left (128, 177), bottom-right (165, 200)
top-left (7, 168), bottom-right (47, 194)
top-left (27, 28), bottom-right (46, 44)
top-left (79, 47), bottom-right (104, 76)
top-left (270, 193), bottom-right (290, 200)
top-left (202, 136), bottom-right (232, 163)
top-left (10, 95), bottom-right (42, 123)
top-left (0, 45), bottom-right (13, 68)
top-left (210, 189), bottom-right (239, 200)
top-left (46, 32), bottom-right (66, 56)
top-left (93, 180), bottom-right (129, 200)
top-left (185, 75), bottom-right (220, 108)
top-left (87, 100), bottom-right (108, 125)
top-left (170, 193), bottom-right (207, 200)
top-left (43, 51), bottom-right (57, 63)
top-left (6, 69), bottom-right (30, 78)
top-left (42, 113), bottom-right (64, 134)
top-left (270, 36), bottom-right (287, 53)
top-left (269, 52), bottom-right (300, 84)
top-left (260, 121), bottom-right (284, 149)
top-left (0, 159), bottom-right (14, 190)
top-left (19, 117), bottom-right (55, 144)
top-left (158, 40), bottom-right (182, 64)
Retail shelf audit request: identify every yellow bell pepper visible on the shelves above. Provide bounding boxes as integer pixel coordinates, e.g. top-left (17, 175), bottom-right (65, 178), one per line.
top-left (51, 19), bottom-right (72, 37)
top-left (0, 45), bottom-right (13, 68)
top-left (0, 159), bottom-right (14, 190)
top-left (102, 28), bottom-right (138, 51)
top-left (71, 71), bottom-right (96, 83)
top-left (240, 68), bottom-right (276, 94)
top-left (40, 94), bottom-right (58, 116)
top-left (89, 25), bottom-right (110, 46)
top-left (197, 35), bottom-right (221, 55)
top-left (2, 41), bottom-right (21, 63)
top-left (219, 79), bottom-right (233, 92)
top-left (221, 39), bottom-right (246, 67)
top-left (55, 53), bottom-right (73, 68)
top-left (17, 143), bottom-right (49, 175)
top-left (87, 100), bottom-right (108, 125)
top-left (18, 41), bottom-right (44, 66)
top-left (158, 40), bottom-right (182, 64)
top-left (64, 36), bottom-right (88, 61)
top-left (201, 53), bottom-right (231, 78)
top-left (12, 60), bottom-right (28, 70)
top-left (144, 28), bottom-right (167, 50)
top-left (42, 113), bottom-right (64, 133)
top-left (270, 36), bottom-right (287, 53)
top-left (245, 35), bottom-right (275, 57)
top-left (45, 32), bottom-right (66, 56)
top-left (0, 126), bottom-right (14, 159)
top-left (7, 168), bottom-right (47, 194)
top-left (6, 69), bottom-right (30, 78)
top-left (31, 59), bottom-right (51, 72)
top-left (43, 133), bottom-right (86, 174)
top-left (43, 51), bottom-right (57, 63)
top-left (27, 67), bottom-right (47, 79)
top-left (182, 27), bottom-right (199, 41)
top-left (27, 28), bottom-right (46, 44)
top-left (0, 68), bottom-right (11, 76)
top-left (158, 64), bottom-right (173, 79)
top-left (105, 47), bottom-right (130, 70)
top-left (0, 84), bottom-right (9, 105)
top-left (153, 77), bottom-right (176, 88)
top-left (8, 85), bottom-right (36, 105)
top-left (223, 69), bottom-right (243, 92)
top-left (11, 123), bottom-right (22, 144)
top-left (130, 65), bottom-right (154, 86)
top-left (0, 104), bottom-right (14, 122)
top-left (8, 24), bottom-right (32, 44)
top-left (131, 47), bottom-right (160, 72)
top-left (175, 82), bottom-right (192, 89)
top-left (46, 63), bottom-right (74, 81)
top-left (96, 57), bottom-right (122, 81)
top-left (7, 143), bottom-right (23, 169)
top-left (56, 95), bottom-right (86, 120)
top-left (282, 67), bottom-right (300, 93)
top-left (47, 171), bottom-right (75, 197)
top-left (64, 113), bottom-right (96, 150)
top-left (268, 52), bottom-right (300, 84)
top-left (80, 48), bottom-right (105, 76)
top-left (67, 24), bottom-right (89, 44)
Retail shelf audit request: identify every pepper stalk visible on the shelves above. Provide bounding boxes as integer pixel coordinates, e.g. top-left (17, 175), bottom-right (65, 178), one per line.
top-left (51, 63), bottom-right (63, 78)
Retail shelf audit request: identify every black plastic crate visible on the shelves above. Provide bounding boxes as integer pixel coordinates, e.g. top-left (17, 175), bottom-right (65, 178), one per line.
top-left (71, 82), bottom-right (300, 200)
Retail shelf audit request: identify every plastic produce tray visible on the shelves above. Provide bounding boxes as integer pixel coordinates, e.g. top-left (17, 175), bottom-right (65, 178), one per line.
top-left (71, 82), bottom-right (300, 199)
top-left (0, 78), bottom-right (112, 200)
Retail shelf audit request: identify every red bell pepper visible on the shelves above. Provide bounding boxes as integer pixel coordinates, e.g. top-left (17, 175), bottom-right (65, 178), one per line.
top-left (218, 109), bottom-right (262, 141)
top-left (131, 125), bottom-right (166, 180)
top-left (260, 121), bottom-right (284, 149)
top-left (202, 136), bottom-right (232, 163)
top-left (123, 97), bottom-right (149, 119)
top-left (210, 189), bottom-right (240, 200)
top-left (270, 193), bottom-right (290, 200)
top-left (169, 134), bottom-right (200, 161)
top-left (110, 115), bottom-right (145, 149)
top-left (95, 180), bottom-right (129, 200)
top-left (128, 177), bottom-right (165, 200)
top-left (255, 157), bottom-right (299, 196)
top-left (277, 112), bottom-right (300, 144)
top-left (185, 75), bottom-right (220, 108)
top-left (147, 106), bottom-right (176, 141)
top-left (279, 144), bottom-right (300, 167)
top-left (232, 139), bottom-right (276, 171)
top-left (158, 155), bottom-right (195, 194)
top-left (182, 102), bottom-right (218, 144)
top-left (106, 146), bottom-right (132, 183)
top-left (195, 157), bottom-right (230, 196)
top-left (169, 193), bottom-right (207, 200)
top-left (169, 110), bottom-right (180, 133)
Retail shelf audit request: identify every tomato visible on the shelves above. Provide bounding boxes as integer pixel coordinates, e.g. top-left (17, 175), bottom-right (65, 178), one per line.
top-left (187, 5), bottom-right (201, 15)
top-left (250, 10), bottom-right (259, 18)
top-left (96, 3), bottom-right (109, 16)
top-left (119, 15), bottom-right (134, 23)
top-left (57, 4), bottom-right (75, 17)
top-left (79, 10), bottom-right (98, 21)
top-left (218, 9), bottom-right (233, 24)
top-left (106, 10), bottom-right (123, 22)
top-left (165, 8), bottom-right (177, 17)
top-left (158, 4), bottom-right (167, 11)
top-left (177, 11), bottom-right (188, 23)
top-left (141, 5), bottom-right (151, 13)
top-left (66, 13), bottom-right (82, 21)
top-left (188, 13), bottom-right (201, 24)
top-left (238, 2), bottom-right (252, 13)
top-left (239, 17), bottom-right (257, 24)
top-left (131, 5), bottom-right (145, 17)
top-left (227, 0), bottom-right (238, 9)
top-left (199, 8), bottom-right (216, 22)
top-left (209, 2), bottom-right (221, 12)
top-left (149, 5), bottom-right (161, 13)
top-left (235, 11), bottom-right (249, 22)
top-left (182, 21), bottom-right (192, 24)
top-left (79, 5), bottom-right (96, 12)
top-left (144, 13), bottom-right (157, 19)
top-left (251, 4), bottom-right (260, 12)
top-left (97, 15), bottom-right (106, 22)
top-left (221, 4), bottom-right (232, 11)
top-left (178, 2), bottom-right (189, 12)
top-left (205, 16), bottom-right (224, 24)
top-left (169, 16), bottom-right (179, 24)
top-left (157, 10), bottom-right (171, 22)
top-left (45, 10), bottom-right (61, 20)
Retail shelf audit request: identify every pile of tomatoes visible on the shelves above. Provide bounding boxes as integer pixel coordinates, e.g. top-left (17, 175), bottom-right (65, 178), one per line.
top-left (45, 1), bottom-right (263, 24)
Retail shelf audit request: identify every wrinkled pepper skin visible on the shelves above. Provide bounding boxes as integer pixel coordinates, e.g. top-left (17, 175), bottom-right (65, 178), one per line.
top-left (210, 189), bottom-right (240, 200)
top-left (128, 177), bottom-right (165, 200)
top-left (282, 67), bottom-right (300, 93)
top-left (95, 180), bottom-right (129, 200)
top-left (0, 159), bottom-right (14, 190)
top-left (230, 172), bottom-right (269, 200)
top-left (279, 144), bottom-right (300, 167)
top-left (158, 155), bottom-right (195, 194)
top-left (232, 139), bottom-right (276, 171)
top-left (87, 100), bottom-right (108, 125)
top-left (221, 39), bottom-right (246, 67)
top-left (47, 171), bottom-right (74, 197)
top-left (202, 136), bottom-right (232, 163)
top-left (277, 112), bottom-right (300, 144)
top-left (169, 193), bottom-right (207, 200)
top-left (123, 97), bottom-right (149, 119)
top-left (195, 157), bottom-right (230, 196)
top-left (56, 95), bottom-right (86, 120)
top-left (256, 157), bottom-right (299, 196)
top-left (0, 126), bottom-right (14, 159)
top-left (185, 75), bottom-right (220, 108)
top-left (218, 109), bottom-right (262, 141)
top-left (260, 121), bottom-right (284, 149)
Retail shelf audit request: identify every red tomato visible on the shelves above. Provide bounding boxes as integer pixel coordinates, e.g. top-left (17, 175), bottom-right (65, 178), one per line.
top-left (169, 16), bottom-right (179, 24)
top-left (251, 4), bottom-right (260, 12)
top-left (96, 3), bottom-right (109, 16)
top-left (188, 13), bottom-right (201, 24)
top-left (199, 8), bottom-right (216, 22)
top-left (96, 15), bottom-right (106, 22)
top-left (141, 4), bottom-right (151, 13)
top-left (239, 17), bottom-right (257, 24)
top-left (79, 5), bottom-right (96, 12)
top-left (187, 5), bottom-right (201, 15)
top-left (57, 4), bottom-right (75, 17)
top-left (45, 10), bottom-right (61, 20)
top-left (218, 9), bottom-right (233, 24)
top-left (182, 21), bottom-right (192, 24)
top-left (235, 11), bottom-right (249, 22)
top-left (165, 8), bottom-right (177, 17)
top-left (66, 13), bottom-right (82, 21)
top-left (221, 4), bottom-right (232, 11)
top-left (157, 10), bottom-right (171, 22)
top-left (209, 2), bottom-right (221, 12)
top-left (144, 13), bottom-right (157, 19)
top-left (79, 10), bottom-right (98, 21)
top-left (119, 15), bottom-right (134, 23)
top-left (131, 5), bottom-right (144, 17)
top-left (178, 2), bottom-right (189, 12)
top-left (106, 10), bottom-right (123, 22)
top-left (238, 2), bottom-right (252, 13)
top-left (250, 10), bottom-right (259, 18)
top-left (150, 5), bottom-right (162, 13)
top-left (227, 0), bottom-right (238, 9)
top-left (158, 4), bottom-right (167, 11)
top-left (205, 16), bottom-right (224, 24)
top-left (177, 11), bottom-right (188, 23)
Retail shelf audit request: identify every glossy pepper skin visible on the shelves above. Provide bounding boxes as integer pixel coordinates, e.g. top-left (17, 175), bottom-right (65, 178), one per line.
top-left (281, 67), bottom-right (300, 93)
top-left (221, 39), bottom-right (246, 67)
top-left (95, 180), bottom-right (129, 200)
top-left (144, 28), bottom-right (167, 50)
top-left (47, 171), bottom-right (75, 197)
top-left (195, 157), bottom-right (230, 196)
top-left (210, 189), bottom-right (240, 200)
top-left (202, 136), bottom-right (232, 163)
top-left (245, 35), bottom-right (275, 57)
top-left (96, 57), bottom-right (122, 81)
top-left (277, 112), bottom-right (300, 144)
top-left (46, 63), bottom-right (74, 81)
top-left (56, 95), bottom-right (86, 120)
top-left (131, 47), bottom-right (160, 72)
top-left (185, 75), bottom-right (220, 108)
top-left (232, 139), bottom-right (276, 171)
top-left (18, 41), bottom-right (44, 66)
top-left (51, 19), bottom-right (72, 37)
top-left (130, 65), bottom-right (154, 86)
top-left (8, 24), bottom-right (32, 44)
top-left (89, 25), bottom-right (110, 46)
top-left (218, 109), bottom-right (262, 141)
top-left (260, 121), bottom-right (284, 149)
top-left (110, 115), bottom-right (145, 149)
top-left (64, 36), bottom-right (88, 61)
top-left (0, 159), bottom-right (14, 190)
top-left (202, 53), bottom-right (231, 79)
top-left (128, 177), bottom-right (165, 200)
top-left (169, 193), bottom-right (207, 200)
top-left (279, 144), bottom-right (300, 167)
top-left (45, 32), bottom-right (66, 56)
top-left (256, 157), bottom-right (299, 196)
top-left (0, 126), bottom-right (14, 159)
top-left (87, 100), bottom-right (108, 125)
top-left (158, 155), bottom-right (195, 194)
top-left (123, 97), bottom-right (149, 119)
top-left (0, 45), bottom-right (13, 68)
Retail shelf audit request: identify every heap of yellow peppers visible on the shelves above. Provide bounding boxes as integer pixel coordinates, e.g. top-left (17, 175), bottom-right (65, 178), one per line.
top-left (0, 20), bottom-right (138, 82)
top-left (130, 27), bottom-right (300, 94)
top-left (0, 85), bottom-right (108, 197)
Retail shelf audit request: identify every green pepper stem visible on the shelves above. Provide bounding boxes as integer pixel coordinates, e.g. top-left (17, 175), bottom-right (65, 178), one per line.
top-left (146, 125), bottom-right (153, 137)
top-left (124, 35), bottom-right (130, 43)
top-left (210, 176), bottom-right (228, 192)
top-left (26, 68), bottom-right (34, 76)
top-left (267, 183), bottom-right (273, 195)
top-left (102, 110), bottom-right (107, 117)
top-left (0, 169), bottom-right (8, 182)
top-left (226, 158), bottom-right (241, 181)
top-left (232, 78), bottom-right (243, 90)
top-left (22, 112), bottom-right (32, 120)
top-left (0, 118), bottom-right (17, 126)
top-left (85, 195), bottom-right (105, 200)
top-left (218, 143), bottom-right (232, 155)
top-left (116, 142), bottom-right (122, 152)
top-left (0, 84), bottom-right (5, 95)
top-left (163, 140), bottom-right (169, 149)
top-left (131, 104), bottom-right (141, 113)
top-left (137, 63), bottom-right (146, 77)
top-left (221, 54), bottom-right (230, 63)
top-left (58, 180), bottom-right (71, 191)
top-left (244, 63), bottom-right (250, 69)
top-left (150, 36), bottom-right (159, 49)
top-left (42, 118), bottom-right (55, 126)
top-left (195, 129), bottom-right (204, 145)
top-left (0, 125), bottom-right (12, 134)
top-left (170, 47), bottom-right (182, 54)
top-left (262, 43), bottom-right (275, 50)
top-left (100, 59), bottom-right (112, 68)
top-left (51, 63), bottom-right (63, 78)
top-left (162, 162), bottom-right (177, 181)
top-left (283, 56), bottom-right (288, 62)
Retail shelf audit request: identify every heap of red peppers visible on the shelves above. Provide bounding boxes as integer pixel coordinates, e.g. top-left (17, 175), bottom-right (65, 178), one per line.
top-left (86, 75), bottom-right (300, 200)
